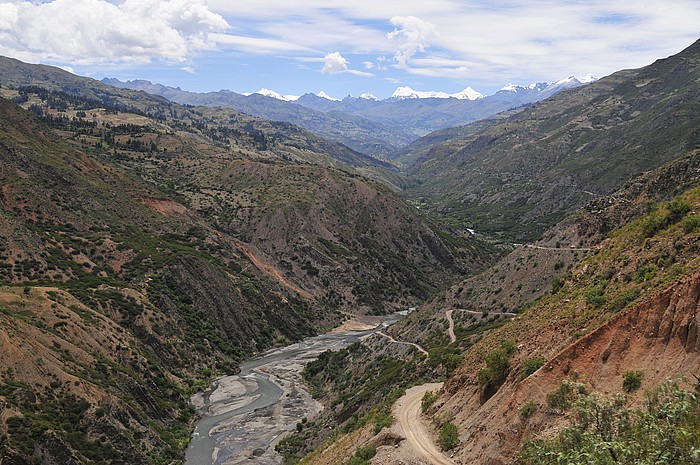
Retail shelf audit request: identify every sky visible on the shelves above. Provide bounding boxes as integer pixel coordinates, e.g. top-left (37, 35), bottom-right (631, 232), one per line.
top-left (0, 0), bottom-right (699, 99)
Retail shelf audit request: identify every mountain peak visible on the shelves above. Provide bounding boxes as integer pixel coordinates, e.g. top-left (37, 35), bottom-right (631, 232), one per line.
top-left (246, 88), bottom-right (300, 102)
top-left (391, 86), bottom-right (483, 100)
top-left (316, 91), bottom-right (341, 101)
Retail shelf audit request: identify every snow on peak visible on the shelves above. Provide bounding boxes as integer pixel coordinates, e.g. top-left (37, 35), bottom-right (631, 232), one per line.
top-left (245, 88), bottom-right (300, 101)
top-left (500, 82), bottom-right (548, 93)
top-left (391, 86), bottom-right (482, 100)
top-left (578, 73), bottom-right (598, 84)
top-left (500, 83), bottom-right (520, 92)
top-left (552, 76), bottom-right (581, 87)
top-left (254, 88), bottom-right (286, 100)
top-left (453, 86), bottom-right (483, 100)
top-left (316, 91), bottom-right (341, 101)
top-left (359, 92), bottom-right (378, 100)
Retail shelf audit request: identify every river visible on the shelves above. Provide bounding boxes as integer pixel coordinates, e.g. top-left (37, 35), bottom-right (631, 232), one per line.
top-left (184, 314), bottom-right (404, 465)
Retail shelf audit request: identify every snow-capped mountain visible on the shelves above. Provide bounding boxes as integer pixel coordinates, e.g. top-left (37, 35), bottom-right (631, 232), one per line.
top-left (391, 86), bottom-right (484, 100)
top-left (498, 76), bottom-right (598, 97)
top-left (359, 93), bottom-right (378, 101)
top-left (499, 82), bottom-right (548, 93)
top-left (316, 91), bottom-right (341, 101)
top-left (244, 88), bottom-right (300, 101)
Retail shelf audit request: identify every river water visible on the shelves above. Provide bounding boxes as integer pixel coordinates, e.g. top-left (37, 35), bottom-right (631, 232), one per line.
top-left (184, 314), bottom-right (403, 465)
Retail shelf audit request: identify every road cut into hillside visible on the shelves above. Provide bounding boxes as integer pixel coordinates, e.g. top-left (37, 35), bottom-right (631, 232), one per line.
top-left (394, 383), bottom-right (454, 465)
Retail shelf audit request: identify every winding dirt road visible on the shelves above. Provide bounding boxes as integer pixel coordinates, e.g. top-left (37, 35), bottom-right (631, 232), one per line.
top-left (446, 310), bottom-right (456, 343)
top-left (395, 383), bottom-right (454, 465)
top-left (377, 331), bottom-right (429, 356)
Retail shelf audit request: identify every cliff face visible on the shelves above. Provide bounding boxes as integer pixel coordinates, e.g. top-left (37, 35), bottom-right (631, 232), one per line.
top-left (442, 272), bottom-right (700, 465)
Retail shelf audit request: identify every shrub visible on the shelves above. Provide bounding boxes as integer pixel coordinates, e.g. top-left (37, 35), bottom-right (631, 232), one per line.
top-left (347, 446), bottom-right (376, 465)
top-left (683, 215), bottom-right (700, 233)
top-left (521, 356), bottom-right (545, 379)
top-left (585, 285), bottom-right (606, 308)
top-left (517, 381), bottom-right (700, 465)
top-left (421, 390), bottom-right (440, 412)
top-left (547, 380), bottom-right (587, 412)
top-left (520, 400), bottom-right (537, 422)
top-left (438, 422), bottom-right (459, 451)
top-left (478, 339), bottom-right (517, 386)
top-left (622, 370), bottom-right (643, 393)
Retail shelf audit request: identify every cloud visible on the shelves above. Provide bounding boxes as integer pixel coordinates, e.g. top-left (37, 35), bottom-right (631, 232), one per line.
top-left (363, 61), bottom-right (374, 69)
top-left (321, 51), bottom-right (349, 74)
top-left (387, 16), bottom-right (436, 67)
top-left (347, 69), bottom-right (374, 77)
top-left (320, 51), bottom-right (374, 77)
top-left (182, 66), bottom-right (196, 74)
top-left (0, 0), bottom-right (229, 65)
top-left (210, 33), bottom-right (314, 53)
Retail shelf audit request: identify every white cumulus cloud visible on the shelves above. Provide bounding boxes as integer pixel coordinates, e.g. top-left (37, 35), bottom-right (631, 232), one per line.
top-left (387, 15), bottom-right (436, 67)
top-left (320, 52), bottom-right (374, 77)
top-left (321, 51), bottom-right (349, 74)
top-left (0, 0), bottom-right (229, 65)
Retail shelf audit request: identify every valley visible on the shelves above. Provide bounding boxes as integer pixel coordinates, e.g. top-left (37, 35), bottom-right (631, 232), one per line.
top-left (0, 34), bottom-right (699, 465)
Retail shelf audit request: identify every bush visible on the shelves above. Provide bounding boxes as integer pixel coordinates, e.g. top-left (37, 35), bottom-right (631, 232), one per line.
top-left (521, 356), bottom-right (545, 379)
top-left (478, 339), bottom-right (517, 386)
top-left (683, 215), bottom-right (700, 233)
top-left (438, 422), bottom-right (459, 451)
top-left (622, 370), bottom-right (643, 393)
top-left (347, 446), bottom-right (376, 465)
top-left (585, 285), bottom-right (606, 308)
top-left (421, 390), bottom-right (440, 412)
top-left (547, 380), bottom-right (587, 412)
top-left (520, 400), bottom-right (537, 422)
top-left (517, 381), bottom-right (700, 465)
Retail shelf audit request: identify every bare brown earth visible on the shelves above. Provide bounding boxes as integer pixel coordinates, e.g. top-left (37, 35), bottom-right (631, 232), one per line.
top-left (438, 272), bottom-right (700, 465)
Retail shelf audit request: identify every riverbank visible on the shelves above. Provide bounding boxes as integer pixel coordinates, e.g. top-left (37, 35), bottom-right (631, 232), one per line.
top-left (185, 317), bottom-right (398, 465)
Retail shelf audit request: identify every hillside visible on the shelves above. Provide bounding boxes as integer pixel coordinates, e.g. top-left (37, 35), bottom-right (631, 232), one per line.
top-left (430, 182), bottom-right (700, 464)
top-left (0, 97), bottom-right (322, 463)
top-left (102, 79), bottom-right (416, 158)
top-left (294, 150), bottom-right (700, 465)
top-left (0, 56), bottom-right (396, 178)
top-left (403, 39), bottom-right (700, 241)
top-left (0, 70), bottom-right (493, 462)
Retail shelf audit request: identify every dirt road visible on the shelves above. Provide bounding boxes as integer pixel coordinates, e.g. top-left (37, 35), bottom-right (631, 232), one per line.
top-left (395, 383), bottom-right (454, 465)
top-left (446, 310), bottom-right (456, 343)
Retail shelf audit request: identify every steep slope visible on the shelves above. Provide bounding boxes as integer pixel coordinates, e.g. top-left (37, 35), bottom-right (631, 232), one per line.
top-left (0, 97), bottom-right (322, 463)
top-left (404, 38), bottom-right (700, 241)
top-left (0, 69), bottom-right (500, 462)
top-left (392, 148), bottom-right (700, 349)
top-left (433, 186), bottom-right (700, 464)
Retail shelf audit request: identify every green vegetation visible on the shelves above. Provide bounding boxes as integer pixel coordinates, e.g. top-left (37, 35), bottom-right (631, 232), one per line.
top-left (642, 197), bottom-right (693, 237)
top-left (518, 381), bottom-right (700, 465)
top-left (622, 370), bottom-right (644, 393)
top-left (547, 379), bottom-right (588, 412)
top-left (422, 390), bottom-right (440, 412)
top-left (519, 400), bottom-right (538, 422)
top-left (478, 339), bottom-right (517, 386)
top-left (346, 446), bottom-right (376, 465)
top-left (438, 422), bottom-right (459, 451)
top-left (521, 356), bottom-right (545, 379)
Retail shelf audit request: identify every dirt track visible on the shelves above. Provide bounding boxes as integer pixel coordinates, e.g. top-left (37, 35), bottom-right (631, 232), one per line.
top-left (395, 383), bottom-right (454, 465)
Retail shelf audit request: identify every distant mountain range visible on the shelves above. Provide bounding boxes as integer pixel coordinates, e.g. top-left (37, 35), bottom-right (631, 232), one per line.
top-left (103, 75), bottom-right (596, 156)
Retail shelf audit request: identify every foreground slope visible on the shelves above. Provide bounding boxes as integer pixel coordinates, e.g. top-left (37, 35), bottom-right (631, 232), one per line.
top-left (432, 183), bottom-right (700, 464)
top-left (404, 39), bottom-right (700, 241)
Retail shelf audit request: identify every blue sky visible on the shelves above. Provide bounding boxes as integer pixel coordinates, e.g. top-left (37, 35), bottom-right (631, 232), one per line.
top-left (0, 0), bottom-right (699, 98)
